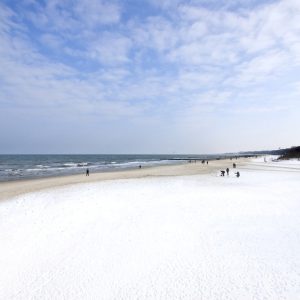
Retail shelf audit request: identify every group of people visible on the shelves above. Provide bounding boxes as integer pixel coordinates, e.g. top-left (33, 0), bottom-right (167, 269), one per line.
top-left (85, 161), bottom-right (240, 178)
top-left (220, 163), bottom-right (240, 177)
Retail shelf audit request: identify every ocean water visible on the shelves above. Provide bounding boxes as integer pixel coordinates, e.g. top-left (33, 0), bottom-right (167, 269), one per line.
top-left (0, 154), bottom-right (220, 182)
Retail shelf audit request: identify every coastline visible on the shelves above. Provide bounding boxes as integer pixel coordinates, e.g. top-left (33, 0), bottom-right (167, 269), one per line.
top-left (1, 156), bottom-right (300, 299)
top-left (0, 158), bottom-right (250, 202)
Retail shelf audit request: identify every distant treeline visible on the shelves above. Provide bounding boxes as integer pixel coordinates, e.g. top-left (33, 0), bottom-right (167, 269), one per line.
top-left (238, 146), bottom-right (300, 159)
top-left (278, 146), bottom-right (300, 160)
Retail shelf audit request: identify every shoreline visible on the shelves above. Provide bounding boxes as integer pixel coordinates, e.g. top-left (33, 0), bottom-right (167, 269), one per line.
top-left (1, 156), bottom-right (300, 299)
top-left (0, 157), bottom-right (250, 202)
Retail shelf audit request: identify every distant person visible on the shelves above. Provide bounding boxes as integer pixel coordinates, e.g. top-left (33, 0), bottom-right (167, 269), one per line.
top-left (233, 163), bottom-right (236, 168)
top-left (226, 168), bottom-right (229, 176)
top-left (235, 171), bottom-right (240, 178)
top-left (86, 168), bottom-right (89, 176)
top-left (139, 165), bottom-right (142, 169)
top-left (206, 161), bottom-right (208, 164)
top-left (220, 170), bottom-right (225, 176)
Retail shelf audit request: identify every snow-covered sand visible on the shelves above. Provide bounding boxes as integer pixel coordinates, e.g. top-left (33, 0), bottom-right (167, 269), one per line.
top-left (1, 158), bottom-right (300, 299)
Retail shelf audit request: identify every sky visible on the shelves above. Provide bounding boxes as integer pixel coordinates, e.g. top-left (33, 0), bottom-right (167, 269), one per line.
top-left (0, 0), bottom-right (299, 154)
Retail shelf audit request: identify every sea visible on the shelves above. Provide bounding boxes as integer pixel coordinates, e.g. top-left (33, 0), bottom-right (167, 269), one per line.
top-left (0, 154), bottom-right (226, 182)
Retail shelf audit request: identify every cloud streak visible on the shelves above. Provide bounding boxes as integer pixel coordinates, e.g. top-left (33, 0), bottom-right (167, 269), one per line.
top-left (0, 0), bottom-right (299, 153)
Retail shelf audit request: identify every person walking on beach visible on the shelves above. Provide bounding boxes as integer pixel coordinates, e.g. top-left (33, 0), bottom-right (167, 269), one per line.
top-left (235, 171), bottom-right (240, 178)
top-left (220, 170), bottom-right (225, 176)
top-left (226, 168), bottom-right (229, 176)
top-left (233, 163), bottom-right (236, 168)
top-left (86, 168), bottom-right (89, 176)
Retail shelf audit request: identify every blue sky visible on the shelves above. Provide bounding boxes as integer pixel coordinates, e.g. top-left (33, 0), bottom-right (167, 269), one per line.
top-left (0, 0), bottom-right (299, 154)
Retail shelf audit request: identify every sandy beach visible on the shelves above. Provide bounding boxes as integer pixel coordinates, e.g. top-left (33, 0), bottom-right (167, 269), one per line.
top-left (1, 156), bottom-right (300, 299)
top-left (2, 0), bottom-right (300, 298)
top-left (0, 158), bottom-right (249, 201)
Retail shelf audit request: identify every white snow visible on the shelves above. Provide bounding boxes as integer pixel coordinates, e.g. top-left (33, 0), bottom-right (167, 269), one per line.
top-left (1, 159), bottom-right (300, 299)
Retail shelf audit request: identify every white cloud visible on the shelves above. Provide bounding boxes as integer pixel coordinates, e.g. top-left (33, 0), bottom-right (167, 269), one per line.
top-left (181, 21), bottom-right (207, 42)
top-left (148, 0), bottom-right (182, 9)
top-left (0, 4), bottom-right (18, 32)
top-left (0, 6), bottom-right (139, 119)
top-left (130, 16), bottom-right (178, 53)
top-left (230, 50), bottom-right (291, 86)
top-left (74, 0), bottom-right (121, 27)
top-left (26, 0), bottom-right (121, 34)
top-left (1, 0), bottom-right (300, 152)
top-left (89, 34), bottom-right (132, 65)
top-left (40, 33), bottom-right (64, 50)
